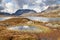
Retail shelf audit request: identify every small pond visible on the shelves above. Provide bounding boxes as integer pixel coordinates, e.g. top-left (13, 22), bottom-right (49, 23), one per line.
top-left (7, 26), bottom-right (42, 33)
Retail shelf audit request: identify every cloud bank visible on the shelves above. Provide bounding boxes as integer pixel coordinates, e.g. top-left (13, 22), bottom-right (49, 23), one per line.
top-left (1, 0), bottom-right (60, 13)
top-left (12, 0), bottom-right (60, 12)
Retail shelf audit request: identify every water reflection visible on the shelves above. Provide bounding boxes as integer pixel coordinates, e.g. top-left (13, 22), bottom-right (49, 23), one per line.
top-left (7, 26), bottom-right (42, 33)
top-left (27, 17), bottom-right (60, 22)
top-left (0, 17), bottom-right (12, 21)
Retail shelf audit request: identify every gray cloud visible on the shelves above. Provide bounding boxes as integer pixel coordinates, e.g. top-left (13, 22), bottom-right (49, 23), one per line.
top-left (43, 0), bottom-right (60, 5)
top-left (13, 0), bottom-right (60, 6)
top-left (0, 6), bottom-right (4, 11)
top-left (0, 0), bottom-right (1, 2)
top-left (12, 0), bottom-right (60, 12)
top-left (13, 0), bottom-right (41, 7)
top-left (0, 0), bottom-right (2, 4)
top-left (1, 0), bottom-right (60, 13)
top-left (0, 0), bottom-right (4, 11)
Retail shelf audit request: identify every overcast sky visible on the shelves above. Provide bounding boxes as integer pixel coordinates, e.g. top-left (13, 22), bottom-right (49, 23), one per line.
top-left (0, 0), bottom-right (60, 13)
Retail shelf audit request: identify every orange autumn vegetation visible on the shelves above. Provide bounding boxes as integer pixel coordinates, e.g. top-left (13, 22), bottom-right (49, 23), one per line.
top-left (0, 18), bottom-right (60, 40)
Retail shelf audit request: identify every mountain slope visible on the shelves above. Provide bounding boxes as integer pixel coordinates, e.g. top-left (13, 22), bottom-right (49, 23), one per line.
top-left (12, 9), bottom-right (36, 16)
top-left (22, 4), bottom-right (60, 17)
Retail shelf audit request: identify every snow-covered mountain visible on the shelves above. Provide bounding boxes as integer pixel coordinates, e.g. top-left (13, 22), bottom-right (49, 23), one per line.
top-left (41, 4), bottom-right (60, 13)
top-left (20, 4), bottom-right (60, 17)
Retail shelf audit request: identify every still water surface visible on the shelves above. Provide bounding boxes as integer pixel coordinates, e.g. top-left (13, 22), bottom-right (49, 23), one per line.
top-left (0, 17), bottom-right (12, 21)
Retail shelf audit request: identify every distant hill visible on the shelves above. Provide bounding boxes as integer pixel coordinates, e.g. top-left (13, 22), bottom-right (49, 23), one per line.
top-left (20, 4), bottom-right (60, 17)
top-left (12, 9), bottom-right (36, 16)
top-left (0, 12), bottom-right (10, 16)
top-left (0, 9), bottom-right (36, 16)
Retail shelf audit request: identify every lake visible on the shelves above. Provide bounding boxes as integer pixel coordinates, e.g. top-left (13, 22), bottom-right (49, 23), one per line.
top-left (0, 17), bottom-right (13, 21)
top-left (27, 17), bottom-right (60, 22)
